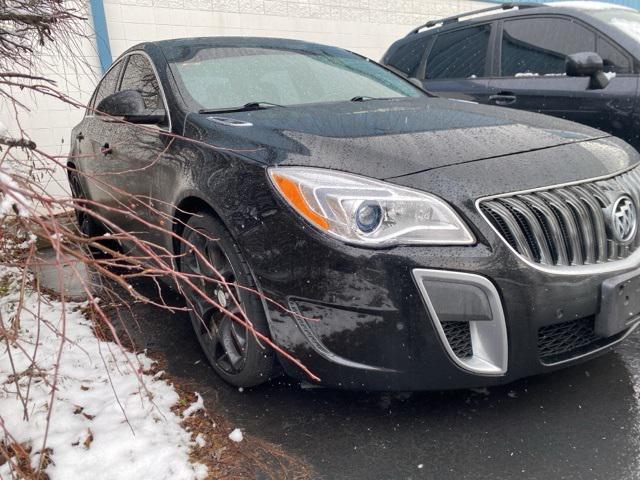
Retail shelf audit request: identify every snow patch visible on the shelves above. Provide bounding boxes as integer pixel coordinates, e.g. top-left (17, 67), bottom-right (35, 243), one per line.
top-left (228, 428), bottom-right (243, 443)
top-left (0, 168), bottom-right (31, 216)
top-left (514, 72), bottom-right (567, 77)
top-left (182, 392), bottom-right (204, 419)
top-left (0, 266), bottom-right (207, 479)
top-left (194, 433), bottom-right (206, 448)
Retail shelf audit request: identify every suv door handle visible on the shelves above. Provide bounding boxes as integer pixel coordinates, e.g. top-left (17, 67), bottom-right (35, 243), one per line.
top-left (489, 94), bottom-right (517, 106)
top-left (76, 132), bottom-right (84, 141)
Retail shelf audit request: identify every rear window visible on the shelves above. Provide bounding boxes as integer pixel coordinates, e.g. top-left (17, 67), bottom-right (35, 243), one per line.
top-left (425, 25), bottom-right (492, 80)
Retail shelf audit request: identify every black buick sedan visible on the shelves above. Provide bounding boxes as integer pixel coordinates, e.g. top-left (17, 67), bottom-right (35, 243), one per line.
top-left (69, 37), bottom-right (640, 390)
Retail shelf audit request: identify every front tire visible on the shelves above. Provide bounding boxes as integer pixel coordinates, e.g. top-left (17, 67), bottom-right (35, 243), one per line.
top-left (178, 212), bottom-right (275, 387)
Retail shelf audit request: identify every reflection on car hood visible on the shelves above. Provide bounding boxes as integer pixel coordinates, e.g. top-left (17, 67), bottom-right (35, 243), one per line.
top-left (189, 97), bottom-right (609, 179)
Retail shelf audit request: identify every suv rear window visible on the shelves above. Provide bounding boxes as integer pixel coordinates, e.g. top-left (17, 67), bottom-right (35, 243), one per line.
top-left (501, 17), bottom-right (595, 76)
top-left (425, 25), bottom-right (491, 79)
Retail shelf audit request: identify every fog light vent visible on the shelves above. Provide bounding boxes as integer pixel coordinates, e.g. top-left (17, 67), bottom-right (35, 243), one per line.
top-left (413, 269), bottom-right (508, 376)
top-left (441, 321), bottom-right (473, 358)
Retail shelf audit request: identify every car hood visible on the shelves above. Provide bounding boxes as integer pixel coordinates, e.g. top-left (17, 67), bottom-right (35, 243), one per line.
top-left (187, 97), bottom-right (610, 179)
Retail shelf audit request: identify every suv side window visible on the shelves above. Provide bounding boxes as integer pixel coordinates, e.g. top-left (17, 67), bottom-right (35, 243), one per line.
top-left (385, 36), bottom-right (432, 78)
top-left (119, 53), bottom-right (163, 110)
top-left (90, 60), bottom-right (124, 114)
top-left (501, 17), bottom-right (596, 76)
top-left (425, 24), bottom-right (492, 80)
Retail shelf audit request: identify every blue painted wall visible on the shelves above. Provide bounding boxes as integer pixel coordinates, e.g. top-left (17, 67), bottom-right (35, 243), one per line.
top-left (89, 0), bottom-right (113, 74)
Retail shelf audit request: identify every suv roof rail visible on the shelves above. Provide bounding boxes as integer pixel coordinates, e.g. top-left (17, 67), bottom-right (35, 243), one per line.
top-left (407, 3), bottom-right (541, 35)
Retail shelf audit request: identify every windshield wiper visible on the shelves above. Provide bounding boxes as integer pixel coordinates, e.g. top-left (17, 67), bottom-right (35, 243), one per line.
top-left (350, 96), bottom-right (376, 102)
top-left (350, 96), bottom-right (407, 102)
top-left (198, 101), bottom-right (285, 114)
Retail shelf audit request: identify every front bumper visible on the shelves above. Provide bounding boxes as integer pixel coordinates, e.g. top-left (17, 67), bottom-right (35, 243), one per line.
top-left (243, 212), bottom-right (639, 390)
top-left (230, 138), bottom-right (640, 390)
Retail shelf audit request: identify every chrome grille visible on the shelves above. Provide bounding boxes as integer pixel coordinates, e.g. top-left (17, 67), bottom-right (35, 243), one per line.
top-left (479, 167), bottom-right (640, 266)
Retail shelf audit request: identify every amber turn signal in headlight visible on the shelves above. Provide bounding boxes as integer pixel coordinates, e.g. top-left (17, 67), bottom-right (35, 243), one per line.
top-left (268, 167), bottom-right (475, 247)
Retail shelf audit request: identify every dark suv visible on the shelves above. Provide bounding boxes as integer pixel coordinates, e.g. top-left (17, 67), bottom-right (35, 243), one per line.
top-left (382, 1), bottom-right (640, 150)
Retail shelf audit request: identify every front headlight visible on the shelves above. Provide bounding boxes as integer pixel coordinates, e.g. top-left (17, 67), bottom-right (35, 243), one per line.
top-left (268, 167), bottom-right (475, 247)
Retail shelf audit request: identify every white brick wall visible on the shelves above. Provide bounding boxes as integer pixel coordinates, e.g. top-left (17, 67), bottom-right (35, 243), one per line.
top-left (0, 5), bottom-right (102, 199)
top-left (105, 0), bottom-right (490, 60)
top-left (1, 0), bottom-right (489, 198)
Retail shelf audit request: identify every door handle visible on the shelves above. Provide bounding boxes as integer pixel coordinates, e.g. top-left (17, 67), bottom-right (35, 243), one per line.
top-left (76, 132), bottom-right (84, 141)
top-left (100, 143), bottom-right (112, 155)
top-left (489, 94), bottom-right (517, 106)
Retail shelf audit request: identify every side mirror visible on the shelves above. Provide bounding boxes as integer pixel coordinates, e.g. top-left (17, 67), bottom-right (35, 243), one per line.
top-left (96, 90), bottom-right (166, 124)
top-left (566, 52), bottom-right (610, 90)
top-left (407, 77), bottom-right (425, 89)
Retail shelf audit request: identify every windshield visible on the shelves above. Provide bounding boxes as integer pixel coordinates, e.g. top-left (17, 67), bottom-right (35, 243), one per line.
top-left (169, 46), bottom-right (423, 110)
top-left (587, 8), bottom-right (640, 43)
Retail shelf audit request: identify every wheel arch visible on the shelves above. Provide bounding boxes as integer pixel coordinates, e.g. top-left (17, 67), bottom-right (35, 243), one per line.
top-left (171, 193), bottom-right (225, 256)
top-left (171, 192), bottom-right (278, 343)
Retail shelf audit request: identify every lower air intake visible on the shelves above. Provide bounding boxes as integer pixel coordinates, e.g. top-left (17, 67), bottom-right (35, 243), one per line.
top-left (538, 316), bottom-right (611, 364)
top-left (441, 321), bottom-right (472, 358)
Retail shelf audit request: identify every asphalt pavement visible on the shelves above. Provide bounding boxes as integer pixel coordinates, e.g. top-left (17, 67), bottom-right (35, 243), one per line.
top-left (121, 281), bottom-right (640, 480)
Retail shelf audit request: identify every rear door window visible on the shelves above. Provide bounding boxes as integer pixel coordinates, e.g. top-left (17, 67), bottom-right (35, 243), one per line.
top-left (425, 24), bottom-right (492, 79)
top-left (500, 17), bottom-right (596, 76)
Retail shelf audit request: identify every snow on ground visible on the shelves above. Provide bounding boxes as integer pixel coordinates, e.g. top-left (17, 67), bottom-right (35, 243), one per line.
top-left (0, 168), bottom-right (32, 216)
top-left (0, 266), bottom-right (207, 479)
top-left (228, 428), bottom-right (243, 443)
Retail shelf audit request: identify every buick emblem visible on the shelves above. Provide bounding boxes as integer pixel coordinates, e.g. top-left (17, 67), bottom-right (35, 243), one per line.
top-left (610, 195), bottom-right (637, 244)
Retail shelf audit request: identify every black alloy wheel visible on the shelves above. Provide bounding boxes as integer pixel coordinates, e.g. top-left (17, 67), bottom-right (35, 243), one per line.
top-left (179, 212), bottom-right (275, 387)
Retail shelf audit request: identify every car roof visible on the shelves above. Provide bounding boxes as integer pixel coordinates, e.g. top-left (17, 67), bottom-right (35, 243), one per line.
top-left (124, 36), bottom-right (353, 60)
